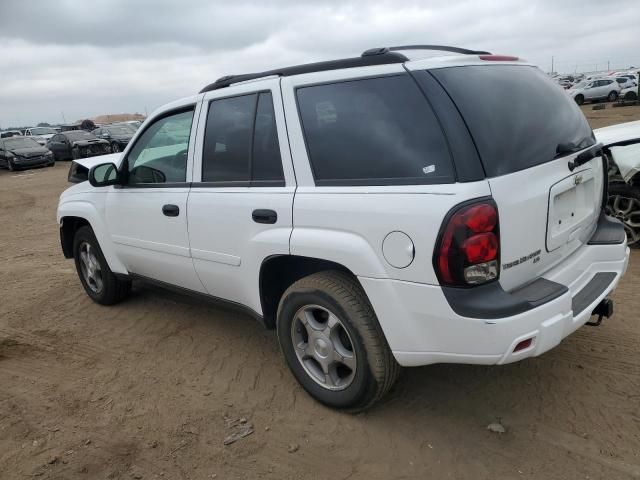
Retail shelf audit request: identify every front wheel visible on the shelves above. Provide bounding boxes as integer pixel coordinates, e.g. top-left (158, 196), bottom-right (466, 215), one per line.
top-left (73, 226), bottom-right (131, 304)
top-left (6, 158), bottom-right (15, 171)
top-left (608, 91), bottom-right (618, 102)
top-left (574, 94), bottom-right (584, 105)
top-left (111, 142), bottom-right (120, 153)
top-left (607, 183), bottom-right (640, 247)
top-left (277, 271), bottom-right (400, 411)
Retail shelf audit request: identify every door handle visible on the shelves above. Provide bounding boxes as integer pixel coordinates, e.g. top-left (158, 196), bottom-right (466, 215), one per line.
top-left (162, 204), bottom-right (180, 217)
top-left (252, 209), bottom-right (277, 224)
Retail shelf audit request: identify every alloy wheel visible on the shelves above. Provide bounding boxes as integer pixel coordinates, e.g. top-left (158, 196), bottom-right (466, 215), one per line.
top-left (290, 304), bottom-right (357, 391)
top-left (608, 194), bottom-right (640, 245)
top-left (78, 241), bottom-right (104, 293)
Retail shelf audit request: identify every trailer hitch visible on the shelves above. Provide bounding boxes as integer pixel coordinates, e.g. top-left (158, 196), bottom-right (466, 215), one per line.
top-left (586, 298), bottom-right (613, 326)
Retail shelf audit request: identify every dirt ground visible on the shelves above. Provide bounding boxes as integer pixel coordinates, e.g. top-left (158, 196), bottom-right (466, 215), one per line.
top-left (1, 106), bottom-right (639, 480)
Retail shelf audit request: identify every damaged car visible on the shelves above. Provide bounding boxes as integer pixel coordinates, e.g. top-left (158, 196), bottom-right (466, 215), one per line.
top-left (595, 120), bottom-right (640, 246)
top-left (46, 130), bottom-right (110, 161)
top-left (0, 136), bottom-right (55, 171)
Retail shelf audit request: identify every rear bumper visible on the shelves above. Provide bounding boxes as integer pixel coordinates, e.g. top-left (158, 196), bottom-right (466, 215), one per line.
top-left (361, 240), bottom-right (629, 367)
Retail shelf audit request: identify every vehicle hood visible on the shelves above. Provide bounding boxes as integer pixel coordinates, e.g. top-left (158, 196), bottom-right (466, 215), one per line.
top-left (34, 133), bottom-right (55, 140)
top-left (72, 152), bottom-right (123, 170)
top-left (595, 120), bottom-right (640, 183)
top-left (8, 146), bottom-right (51, 157)
top-left (110, 134), bottom-right (133, 141)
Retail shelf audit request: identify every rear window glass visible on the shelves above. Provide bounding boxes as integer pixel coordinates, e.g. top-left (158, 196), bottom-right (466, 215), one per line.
top-left (430, 65), bottom-right (595, 177)
top-left (296, 74), bottom-right (454, 186)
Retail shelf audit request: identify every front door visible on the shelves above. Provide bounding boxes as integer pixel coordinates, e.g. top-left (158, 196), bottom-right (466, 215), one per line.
top-left (187, 80), bottom-right (296, 313)
top-left (105, 104), bottom-right (206, 293)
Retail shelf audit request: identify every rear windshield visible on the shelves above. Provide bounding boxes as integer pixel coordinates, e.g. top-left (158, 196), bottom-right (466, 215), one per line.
top-left (430, 65), bottom-right (595, 177)
top-left (296, 74), bottom-right (454, 186)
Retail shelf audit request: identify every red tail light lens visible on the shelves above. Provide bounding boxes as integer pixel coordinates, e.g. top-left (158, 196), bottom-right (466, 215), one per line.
top-left (434, 199), bottom-right (500, 287)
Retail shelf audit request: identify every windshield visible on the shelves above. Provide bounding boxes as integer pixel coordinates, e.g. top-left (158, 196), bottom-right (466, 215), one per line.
top-left (429, 65), bottom-right (595, 177)
top-left (65, 131), bottom-right (96, 141)
top-left (106, 126), bottom-right (133, 135)
top-left (3, 137), bottom-right (41, 149)
top-left (30, 127), bottom-right (57, 135)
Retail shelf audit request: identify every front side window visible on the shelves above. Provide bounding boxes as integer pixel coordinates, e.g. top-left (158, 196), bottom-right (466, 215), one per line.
top-left (296, 74), bottom-right (454, 186)
top-left (126, 108), bottom-right (194, 184)
top-left (201, 92), bottom-right (284, 184)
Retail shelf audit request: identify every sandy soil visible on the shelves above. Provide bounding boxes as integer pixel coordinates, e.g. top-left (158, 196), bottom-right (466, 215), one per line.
top-left (1, 107), bottom-right (639, 480)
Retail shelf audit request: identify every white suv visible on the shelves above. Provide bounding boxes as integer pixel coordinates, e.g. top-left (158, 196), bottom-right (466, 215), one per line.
top-left (57, 45), bottom-right (630, 410)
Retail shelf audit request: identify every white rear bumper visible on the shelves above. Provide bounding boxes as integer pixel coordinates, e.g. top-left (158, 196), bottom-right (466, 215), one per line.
top-left (360, 241), bottom-right (629, 367)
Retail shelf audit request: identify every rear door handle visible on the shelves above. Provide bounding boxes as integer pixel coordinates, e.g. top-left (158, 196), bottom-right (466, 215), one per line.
top-left (162, 204), bottom-right (180, 217)
top-left (252, 209), bottom-right (277, 224)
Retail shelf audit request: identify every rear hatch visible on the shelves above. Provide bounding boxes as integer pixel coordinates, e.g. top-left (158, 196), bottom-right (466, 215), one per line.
top-left (430, 64), bottom-right (604, 291)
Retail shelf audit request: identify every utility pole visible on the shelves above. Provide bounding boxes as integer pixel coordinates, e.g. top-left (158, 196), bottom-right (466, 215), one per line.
top-left (551, 55), bottom-right (554, 74)
top-left (61, 111), bottom-right (67, 124)
top-left (607, 60), bottom-right (610, 71)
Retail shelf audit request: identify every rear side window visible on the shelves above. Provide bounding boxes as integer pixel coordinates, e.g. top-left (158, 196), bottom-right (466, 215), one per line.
top-left (430, 65), bottom-right (595, 177)
top-left (201, 92), bottom-right (284, 185)
top-left (296, 74), bottom-right (454, 186)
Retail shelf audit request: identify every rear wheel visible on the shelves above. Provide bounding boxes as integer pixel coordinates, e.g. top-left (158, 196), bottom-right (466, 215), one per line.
top-left (574, 94), bottom-right (584, 105)
top-left (111, 142), bottom-right (121, 153)
top-left (608, 91), bottom-right (618, 102)
top-left (73, 226), bottom-right (131, 304)
top-left (6, 158), bottom-right (15, 171)
top-left (624, 91), bottom-right (638, 101)
top-left (607, 183), bottom-right (640, 247)
top-left (277, 270), bottom-right (400, 411)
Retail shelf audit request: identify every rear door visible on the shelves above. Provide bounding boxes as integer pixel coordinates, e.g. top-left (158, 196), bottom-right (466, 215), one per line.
top-left (187, 79), bottom-right (295, 313)
top-left (426, 64), bottom-right (604, 291)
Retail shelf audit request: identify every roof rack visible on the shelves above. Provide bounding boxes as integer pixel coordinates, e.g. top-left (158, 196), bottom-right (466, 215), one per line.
top-left (199, 45), bottom-right (490, 93)
top-left (199, 51), bottom-right (408, 93)
top-left (362, 45), bottom-right (491, 56)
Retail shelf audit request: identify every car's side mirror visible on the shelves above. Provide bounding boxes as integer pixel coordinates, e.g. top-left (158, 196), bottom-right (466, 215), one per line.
top-left (88, 162), bottom-right (119, 187)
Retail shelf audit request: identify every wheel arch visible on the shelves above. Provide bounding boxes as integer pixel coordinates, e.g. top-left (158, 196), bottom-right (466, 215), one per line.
top-left (259, 255), bottom-right (360, 329)
top-left (58, 200), bottom-right (127, 274)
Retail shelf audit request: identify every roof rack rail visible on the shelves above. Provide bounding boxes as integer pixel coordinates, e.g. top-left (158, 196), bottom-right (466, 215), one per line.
top-left (199, 51), bottom-right (408, 93)
top-left (362, 45), bottom-right (491, 56)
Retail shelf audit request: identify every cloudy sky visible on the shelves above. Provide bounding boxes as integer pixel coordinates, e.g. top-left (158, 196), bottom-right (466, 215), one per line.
top-left (1, 0), bottom-right (639, 127)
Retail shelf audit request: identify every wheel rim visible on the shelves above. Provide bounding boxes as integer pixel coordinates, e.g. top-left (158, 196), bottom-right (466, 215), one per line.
top-left (609, 92), bottom-right (617, 101)
top-left (78, 241), bottom-right (104, 293)
top-left (607, 194), bottom-right (640, 245)
top-left (112, 143), bottom-right (120, 153)
top-left (290, 304), bottom-right (357, 391)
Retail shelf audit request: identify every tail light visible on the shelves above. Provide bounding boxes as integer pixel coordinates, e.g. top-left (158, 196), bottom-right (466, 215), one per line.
top-left (434, 199), bottom-right (500, 287)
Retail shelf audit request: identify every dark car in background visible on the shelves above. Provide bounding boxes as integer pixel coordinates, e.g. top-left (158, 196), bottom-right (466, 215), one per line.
top-left (0, 136), bottom-right (55, 171)
top-left (93, 124), bottom-right (135, 153)
top-left (46, 131), bottom-right (110, 160)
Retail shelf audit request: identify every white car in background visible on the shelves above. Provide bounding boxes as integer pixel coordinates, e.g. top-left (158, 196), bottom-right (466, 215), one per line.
top-left (25, 126), bottom-right (58, 146)
top-left (568, 78), bottom-right (620, 105)
top-left (619, 86), bottom-right (638, 101)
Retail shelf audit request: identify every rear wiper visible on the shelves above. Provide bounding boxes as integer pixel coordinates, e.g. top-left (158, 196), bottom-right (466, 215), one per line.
top-left (567, 143), bottom-right (603, 171)
top-left (554, 142), bottom-right (581, 159)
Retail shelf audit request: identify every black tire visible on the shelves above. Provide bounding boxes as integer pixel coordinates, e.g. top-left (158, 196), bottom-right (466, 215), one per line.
top-left (111, 142), bottom-right (121, 153)
top-left (624, 91), bottom-right (638, 101)
top-left (575, 94), bottom-right (584, 105)
top-left (47, 161), bottom-right (55, 167)
top-left (73, 226), bottom-right (131, 305)
top-left (607, 183), bottom-right (640, 248)
top-left (608, 91), bottom-right (618, 102)
top-left (6, 158), bottom-right (15, 171)
top-left (277, 270), bottom-right (400, 411)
